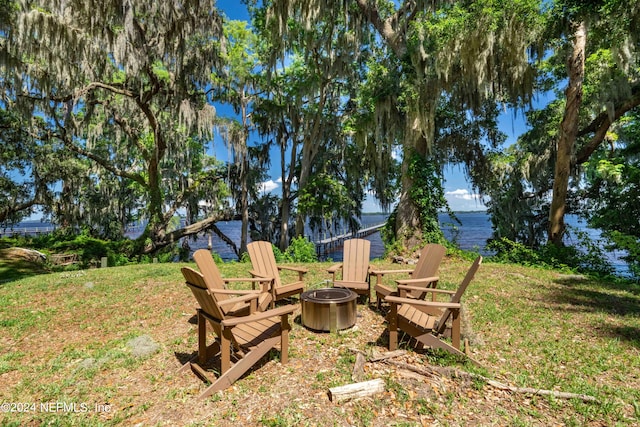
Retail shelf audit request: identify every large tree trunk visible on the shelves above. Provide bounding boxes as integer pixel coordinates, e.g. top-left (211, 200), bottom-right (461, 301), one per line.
top-left (239, 158), bottom-right (249, 256)
top-left (239, 100), bottom-right (250, 257)
top-left (393, 126), bottom-right (432, 252)
top-left (139, 211), bottom-right (233, 254)
top-left (294, 84), bottom-right (325, 242)
top-left (548, 21), bottom-right (586, 246)
top-left (281, 132), bottom-right (297, 250)
top-left (394, 173), bottom-right (423, 249)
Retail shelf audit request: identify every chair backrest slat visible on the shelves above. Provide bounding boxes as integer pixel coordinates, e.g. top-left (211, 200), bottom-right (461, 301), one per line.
top-left (193, 249), bottom-right (230, 302)
top-left (407, 243), bottom-right (446, 298)
top-left (435, 256), bottom-right (482, 334)
top-left (342, 239), bottom-right (370, 282)
top-left (247, 241), bottom-right (282, 288)
top-left (181, 266), bottom-right (226, 324)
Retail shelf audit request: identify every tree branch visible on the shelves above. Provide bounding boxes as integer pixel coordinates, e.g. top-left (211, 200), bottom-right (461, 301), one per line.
top-left (576, 84), bottom-right (640, 164)
top-left (0, 198), bottom-right (40, 223)
top-left (141, 212), bottom-right (234, 254)
top-left (382, 360), bottom-right (597, 403)
top-left (50, 126), bottom-right (147, 187)
top-left (162, 170), bottom-right (225, 224)
top-left (353, 0), bottom-right (409, 57)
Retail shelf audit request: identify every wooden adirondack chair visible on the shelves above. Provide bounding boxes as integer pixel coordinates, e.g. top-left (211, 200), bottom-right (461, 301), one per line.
top-left (385, 256), bottom-right (482, 360)
top-left (326, 238), bottom-right (371, 301)
top-left (193, 249), bottom-right (272, 313)
top-left (246, 241), bottom-right (307, 307)
top-left (179, 266), bottom-right (296, 399)
top-left (372, 244), bottom-right (446, 309)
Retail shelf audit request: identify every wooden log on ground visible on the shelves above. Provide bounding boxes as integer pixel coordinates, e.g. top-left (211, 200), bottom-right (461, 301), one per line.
top-left (328, 378), bottom-right (385, 402)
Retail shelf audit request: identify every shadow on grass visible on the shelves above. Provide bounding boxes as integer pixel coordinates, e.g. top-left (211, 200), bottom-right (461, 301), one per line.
top-left (600, 324), bottom-right (640, 348)
top-left (551, 276), bottom-right (640, 346)
top-left (553, 277), bottom-right (640, 316)
top-left (0, 255), bottom-right (49, 285)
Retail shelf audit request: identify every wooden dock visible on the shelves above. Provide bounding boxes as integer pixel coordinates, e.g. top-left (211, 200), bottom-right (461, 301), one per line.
top-left (0, 226), bottom-right (56, 238)
top-left (313, 223), bottom-right (385, 258)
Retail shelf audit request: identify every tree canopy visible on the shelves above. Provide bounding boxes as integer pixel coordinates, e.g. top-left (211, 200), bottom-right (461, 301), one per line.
top-left (1, 1), bottom-right (232, 253)
top-left (1, 0), bottom-right (638, 277)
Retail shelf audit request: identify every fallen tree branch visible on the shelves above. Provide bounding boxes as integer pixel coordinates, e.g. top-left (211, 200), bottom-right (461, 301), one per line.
top-left (368, 349), bottom-right (407, 362)
top-left (482, 380), bottom-right (597, 402)
top-left (382, 360), bottom-right (597, 403)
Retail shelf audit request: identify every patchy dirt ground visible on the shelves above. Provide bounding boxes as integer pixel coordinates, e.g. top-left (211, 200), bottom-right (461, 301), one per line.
top-left (111, 300), bottom-right (600, 427)
top-left (1, 259), bottom-right (638, 426)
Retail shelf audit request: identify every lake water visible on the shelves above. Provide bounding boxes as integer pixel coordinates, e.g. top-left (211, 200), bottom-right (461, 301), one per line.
top-left (7, 211), bottom-right (630, 276)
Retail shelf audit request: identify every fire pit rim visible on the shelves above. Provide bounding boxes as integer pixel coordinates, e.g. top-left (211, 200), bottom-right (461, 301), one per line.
top-left (300, 287), bottom-right (358, 332)
top-left (300, 287), bottom-right (357, 304)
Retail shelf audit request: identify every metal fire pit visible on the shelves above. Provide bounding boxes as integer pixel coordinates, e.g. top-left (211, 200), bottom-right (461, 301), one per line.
top-left (300, 288), bottom-right (357, 332)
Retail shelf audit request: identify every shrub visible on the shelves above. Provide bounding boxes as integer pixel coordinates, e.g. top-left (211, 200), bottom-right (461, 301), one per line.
top-left (283, 236), bottom-right (317, 263)
top-left (488, 235), bottom-right (614, 276)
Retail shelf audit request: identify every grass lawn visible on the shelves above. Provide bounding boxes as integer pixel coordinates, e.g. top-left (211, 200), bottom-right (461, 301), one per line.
top-left (0, 252), bottom-right (639, 426)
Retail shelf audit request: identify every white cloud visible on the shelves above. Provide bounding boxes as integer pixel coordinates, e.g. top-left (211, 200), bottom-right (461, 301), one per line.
top-left (259, 179), bottom-right (280, 193)
top-left (445, 189), bottom-right (487, 211)
top-left (446, 189), bottom-right (477, 200)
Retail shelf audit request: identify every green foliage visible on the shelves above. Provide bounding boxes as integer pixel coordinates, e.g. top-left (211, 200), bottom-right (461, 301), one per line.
top-left (380, 209), bottom-right (400, 250)
top-left (210, 251), bottom-right (225, 265)
top-left (270, 244), bottom-right (286, 263)
top-left (605, 231), bottom-right (640, 278)
top-left (379, 151), bottom-right (449, 254)
top-left (579, 112), bottom-right (640, 280)
top-left (239, 250), bottom-right (251, 263)
top-left (298, 173), bottom-right (357, 232)
top-left (4, 230), bottom-right (153, 268)
top-left (2, 2), bottom-right (227, 257)
top-left (248, 193), bottom-right (281, 244)
top-left (282, 236), bottom-right (318, 263)
top-left (488, 235), bottom-right (614, 276)
top-left (407, 152), bottom-right (447, 243)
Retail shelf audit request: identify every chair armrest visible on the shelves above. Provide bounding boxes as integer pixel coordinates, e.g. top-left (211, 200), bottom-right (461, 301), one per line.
top-left (385, 295), bottom-right (461, 309)
top-left (215, 293), bottom-right (259, 308)
top-left (224, 277), bottom-right (273, 290)
top-left (278, 264), bottom-right (308, 281)
top-left (249, 270), bottom-right (268, 278)
top-left (396, 286), bottom-right (454, 295)
top-left (221, 304), bottom-right (297, 327)
top-left (210, 288), bottom-right (261, 295)
top-left (223, 277), bottom-right (272, 284)
top-left (370, 268), bottom-right (413, 276)
top-left (326, 263), bottom-right (343, 274)
top-left (278, 265), bottom-right (308, 274)
top-left (395, 276), bottom-right (439, 285)
top-left (369, 268), bottom-right (413, 285)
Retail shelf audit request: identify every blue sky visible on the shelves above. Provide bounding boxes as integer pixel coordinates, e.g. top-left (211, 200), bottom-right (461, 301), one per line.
top-left (441, 110), bottom-right (530, 212)
top-left (214, 1), bottom-right (536, 213)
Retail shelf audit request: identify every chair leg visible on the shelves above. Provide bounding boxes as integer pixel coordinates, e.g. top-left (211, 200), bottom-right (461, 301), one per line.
top-left (280, 317), bottom-right (290, 364)
top-left (197, 310), bottom-right (208, 365)
top-left (415, 332), bottom-right (467, 358)
top-left (450, 310), bottom-right (461, 350)
top-left (197, 336), bottom-right (281, 399)
top-left (221, 330), bottom-right (233, 374)
top-left (388, 303), bottom-right (398, 351)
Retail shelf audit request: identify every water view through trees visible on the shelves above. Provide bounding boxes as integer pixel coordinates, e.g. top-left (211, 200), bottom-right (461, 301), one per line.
top-left (8, 212), bottom-right (627, 275)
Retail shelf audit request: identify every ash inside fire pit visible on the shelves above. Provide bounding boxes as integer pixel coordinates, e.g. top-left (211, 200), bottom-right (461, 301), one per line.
top-left (300, 288), bottom-right (357, 332)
